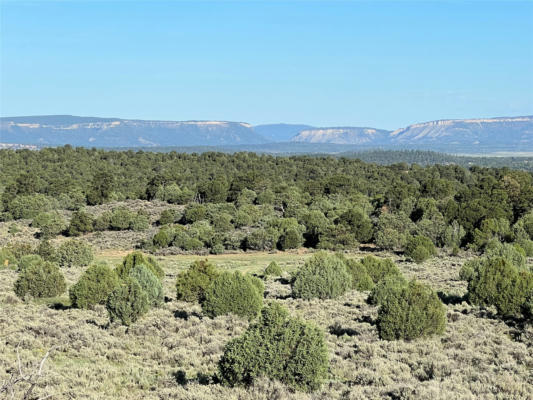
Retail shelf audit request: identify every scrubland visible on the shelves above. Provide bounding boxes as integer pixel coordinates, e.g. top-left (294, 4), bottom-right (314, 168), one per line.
top-left (1, 249), bottom-right (531, 400)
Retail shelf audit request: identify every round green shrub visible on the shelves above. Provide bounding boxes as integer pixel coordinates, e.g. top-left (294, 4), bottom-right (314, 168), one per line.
top-left (130, 212), bottom-right (150, 231)
top-left (264, 261), bottom-right (282, 277)
top-left (56, 240), bottom-right (94, 268)
top-left (377, 280), bottom-right (446, 340)
top-left (153, 227), bottom-right (174, 248)
top-left (68, 210), bottom-right (94, 236)
top-left (405, 235), bottom-right (436, 263)
top-left (106, 277), bottom-right (150, 326)
top-left (358, 256), bottom-right (401, 284)
top-left (32, 211), bottom-right (67, 238)
top-left (176, 260), bottom-right (220, 302)
top-left (367, 274), bottom-right (408, 305)
top-left (116, 251), bottom-right (164, 281)
top-left (94, 211), bottom-right (112, 231)
top-left (410, 245), bottom-right (431, 263)
top-left (129, 264), bottom-right (164, 307)
top-left (17, 254), bottom-right (43, 272)
top-left (202, 271), bottom-right (263, 321)
top-left (291, 251), bottom-right (351, 300)
top-left (69, 263), bottom-right (119, 309)
top-left (343, 258), bottom-right (374, 291)
top-left (466, 257), bottom-right (533, 317)
top-left (159, 209), bottom-right (181, 225)
top-left (14, 261), bottom-right (66, 299)
top-left (218, 302), bottom-right (329, 392)
top-left (183, 204), bottom-right (207, 223)
top-left (110, 207), bottom-right (136, 230)
top-left (279, 227), bottom-right (304, 250)
top-left (210, 243), bottom-right (225, 255)
top-left (37, 240), bottom-right (57, 262)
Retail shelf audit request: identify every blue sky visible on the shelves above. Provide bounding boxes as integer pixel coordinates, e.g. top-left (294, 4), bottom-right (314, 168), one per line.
top-left (1, 1), bottom-right (532, 129)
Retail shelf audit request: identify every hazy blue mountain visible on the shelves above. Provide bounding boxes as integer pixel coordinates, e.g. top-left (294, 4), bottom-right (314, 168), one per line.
top-left (0, 115), bottom-right (267, 147)
top-left (253, 124), bottom-right (313, 142)
top-left (289, 116), bottom-right (533, 152)
top-left (291, 127), bottom-right (391, 144)
top-left (1, 114), bottom-right (532, 152)
top-left (389, 116), bottom-right (533, 149)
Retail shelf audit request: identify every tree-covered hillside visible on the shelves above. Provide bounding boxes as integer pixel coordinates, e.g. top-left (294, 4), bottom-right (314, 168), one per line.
top-left (1, 146), bottom-right (532, 255)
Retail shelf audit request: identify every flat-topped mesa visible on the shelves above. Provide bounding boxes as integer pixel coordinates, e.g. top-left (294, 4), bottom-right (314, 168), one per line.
top-left (0, 116), bottom-right (265, 147)
top-left (291, 127), bottom-right (391, 144)
top-left (390, 116), bottom-right (533, 144)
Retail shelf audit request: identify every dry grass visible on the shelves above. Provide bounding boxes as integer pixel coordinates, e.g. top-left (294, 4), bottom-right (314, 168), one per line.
top-left (0, 250), bottom-right (532, 399)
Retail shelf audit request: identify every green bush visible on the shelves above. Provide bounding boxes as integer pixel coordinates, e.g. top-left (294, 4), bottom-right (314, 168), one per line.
top-left (14, 261), bottom-right (66, 299)
top-left (405, 235), bottom-right (436, 263)
top-left (377, 280), bottom-right (446, 340)
top-left (17, 254), bottom-right (43, 272)
top-left (375, 212), bottom-right (414, 250)
top-left (343, 258), bottom-right (374, 291)
top-left (153, 227), bottom-right (174, 248)
top-left (459, 258), bottom-right (483, 282)
top-left (484, 242), bottom-right (526, 269)
top-left (67, 210), bottom-right (94, 236)
top-left (115, 251), bottom-right (164, 280)
top-left (367, 274), bottom-right (408, 305)
top-left (264, 261), bottom-right (282, 277)
top-left (358, 256), bottom-right (401, 284)
top-left (37, 240), bottom-right (57, 262)
top-left (129, 264), bottom-right (164, 307)
top-left (245, 228), bottom-right (279, 251)
top-left (56, 240), bottom-right (94, 268)
top-left (218, 302), bottom-right (328, 392)
top-left (202, 271), bottom-right (263, 321)
top-left (291, 251), bottom-right (351, 300)
top-left (69, 263), bottom-right (119, 309)
top-left (338, 207), bottom-right (374, 243)
top-left (279, 227), bottom-right (304, 250)
top-left (32, 211), bottom-right (67, 238)
top-left (183, 204), bottom-right (207, 223)
top-left (110, 207), bottom-right (136, 230)
top-left (94, 211), bottom-right (112, 231)
top-left (159, 209), bottom-right (181, 225)
top-left (106, 277), bottom-right (150, 326)
top-left (176, 260), bottom-right (220, 302)
top-left (210, 243), bottom-right (225, 254)
top-left (130, 211), bottom-right (150, 231)
top-left (4, 242), bottom-right (34, 260)
top-left (8, 194), bottom-right (56, 219)
top-left (465, 257), bottom-right (533, 317)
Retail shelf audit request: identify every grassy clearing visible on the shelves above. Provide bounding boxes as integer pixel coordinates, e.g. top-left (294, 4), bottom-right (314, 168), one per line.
top-left (1, 250), bottom-right (532, 399)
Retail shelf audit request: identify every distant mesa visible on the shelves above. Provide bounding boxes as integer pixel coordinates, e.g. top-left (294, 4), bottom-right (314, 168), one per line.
top-left (291, 127), bottom-right (391, 144)
top-left (0, 115), bottom-right (265, 147)
top-left (1, 114), bottom-right (532, 152)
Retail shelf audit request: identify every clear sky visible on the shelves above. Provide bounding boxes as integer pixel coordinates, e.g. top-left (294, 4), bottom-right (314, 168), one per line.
top-left (1, 1), bottom-right (532, 129)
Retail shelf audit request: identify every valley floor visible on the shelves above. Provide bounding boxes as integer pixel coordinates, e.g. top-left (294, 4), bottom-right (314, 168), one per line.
top-left (1, 250), bottom-right (532, 399)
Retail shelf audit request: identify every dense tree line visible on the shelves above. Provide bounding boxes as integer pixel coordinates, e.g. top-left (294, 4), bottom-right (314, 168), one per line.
top-left (1, 146), bottom-right (532, 254)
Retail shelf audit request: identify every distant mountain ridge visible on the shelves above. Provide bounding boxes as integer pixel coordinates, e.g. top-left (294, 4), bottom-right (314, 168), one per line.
top-left (0, 116), bottom-right (265, 147)
top-left (1, 114), bottom-right (532, 152)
